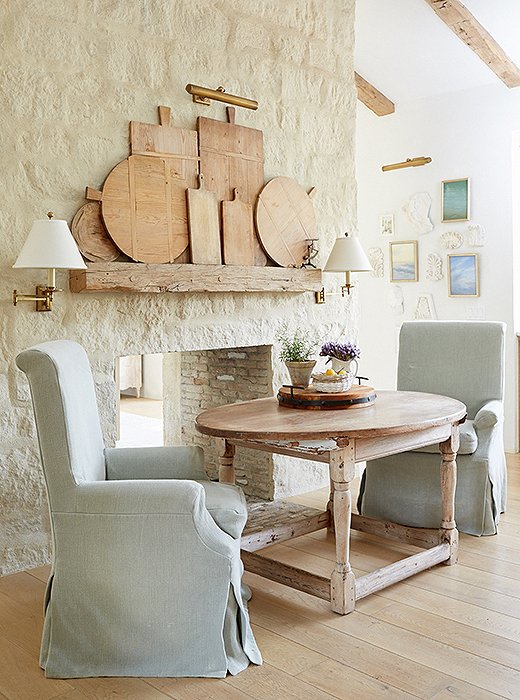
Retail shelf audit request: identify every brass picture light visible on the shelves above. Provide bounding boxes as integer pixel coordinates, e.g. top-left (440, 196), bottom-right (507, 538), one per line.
top-left (382, 156), bottom-right (432, 172)
top-left (185, 84), bottom-right (258, 110)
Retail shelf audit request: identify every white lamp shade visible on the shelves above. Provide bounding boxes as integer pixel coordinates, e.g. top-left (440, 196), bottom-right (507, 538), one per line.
top-left (323, 234), bottom-right (372, 272)
top-left (13, 218), bottom-right (87, 270)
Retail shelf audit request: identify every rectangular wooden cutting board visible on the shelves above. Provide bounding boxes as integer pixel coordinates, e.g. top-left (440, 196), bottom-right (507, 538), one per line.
top-left (130, 105), bottom-right (199, 160)
top-left (186, 174), bottom-right (221, 264)
top-left (222, 188), bottom-right (255, 266)
top-left (198, 107), bottom-right (267, 265)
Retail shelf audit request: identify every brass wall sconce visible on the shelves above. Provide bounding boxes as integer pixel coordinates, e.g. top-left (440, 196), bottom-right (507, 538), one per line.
top-left (13, 212), bottom-right (87, 312)
top-left (185, 84), bottom-right (258, 110)
top-left (315, 233), bottom-right (372, 304)
top-left (382, 156), bottom-right (432, 172)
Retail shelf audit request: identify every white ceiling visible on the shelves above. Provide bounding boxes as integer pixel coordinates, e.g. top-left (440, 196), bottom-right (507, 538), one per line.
top-left (355, 0), bottom-right (520, 103)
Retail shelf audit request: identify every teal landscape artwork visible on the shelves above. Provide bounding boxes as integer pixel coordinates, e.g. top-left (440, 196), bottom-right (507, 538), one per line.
top-left (442, 178), bottom-right (469, 222)
top-left (448, 254), bottom-right (479, 297)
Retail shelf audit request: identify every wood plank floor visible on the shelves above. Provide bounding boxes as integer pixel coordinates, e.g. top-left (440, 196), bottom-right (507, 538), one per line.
top-left (1, 457), bottom-right (519, 699)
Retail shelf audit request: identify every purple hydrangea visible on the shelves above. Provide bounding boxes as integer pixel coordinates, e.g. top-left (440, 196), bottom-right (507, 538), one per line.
top-left (319, 341), bottom-right (360, 361)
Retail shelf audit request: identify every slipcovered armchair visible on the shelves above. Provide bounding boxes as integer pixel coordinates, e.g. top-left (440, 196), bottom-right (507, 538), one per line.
top-left (358, 321), bottom-right (506, 536)
top-left (15, 340), bottom-right (261, 678)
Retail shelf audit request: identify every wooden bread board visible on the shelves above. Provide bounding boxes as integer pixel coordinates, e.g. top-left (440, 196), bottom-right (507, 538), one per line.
top-left (130, 105), bottom-right (199, 160)
top-left (198, 107), bottom-right (267, 266)
top-left (71, 202), bottom-right (120, 262)
top-left (186, 174), bottom-right (221, 264)
top-left (96, 153), bottom-right (197, 263)
top-left (221, 188), bottom-right (255, 265)
top-left (255, 177), bottom-right (317, 267)
top-left (277, 385), bottom-right (376, 410)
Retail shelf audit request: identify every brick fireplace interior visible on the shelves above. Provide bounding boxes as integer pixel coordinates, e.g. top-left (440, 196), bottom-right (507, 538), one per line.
top-left (119, 345), bottom-right (275, 500)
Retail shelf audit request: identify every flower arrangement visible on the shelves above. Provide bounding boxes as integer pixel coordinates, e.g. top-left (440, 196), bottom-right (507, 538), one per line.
top-left (319, 341), bottom-right (360, 362)
top-left (277, 325), bottom-right (316, 363)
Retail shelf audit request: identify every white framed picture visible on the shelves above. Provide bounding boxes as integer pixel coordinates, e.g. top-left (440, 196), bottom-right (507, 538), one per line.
top-left (379, 213), bottom-right (394, 237)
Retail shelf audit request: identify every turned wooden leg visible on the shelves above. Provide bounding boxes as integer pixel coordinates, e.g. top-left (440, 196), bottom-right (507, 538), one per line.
top-left (327, 477), bottom-right (335, 533)
top-left (217, 438), bottom-right (236, 484)
top-left (329, 443), bottom-right (356, 614)
top-left (439, 424), bottom-right (460, 565)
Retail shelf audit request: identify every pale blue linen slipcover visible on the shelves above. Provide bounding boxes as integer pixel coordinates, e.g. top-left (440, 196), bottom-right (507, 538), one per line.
top-left (16, 340), bottom-right (262, 678)
top-left (358, 321), bottom-right (507, 536)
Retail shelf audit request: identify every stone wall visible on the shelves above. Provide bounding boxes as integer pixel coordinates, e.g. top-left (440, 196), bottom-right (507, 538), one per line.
top-left (0, 0), bottom-right (357, 574)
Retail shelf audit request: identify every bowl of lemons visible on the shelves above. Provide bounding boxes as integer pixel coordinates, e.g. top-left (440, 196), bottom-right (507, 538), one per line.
top-left (311, 367), bottom-right (354, 393)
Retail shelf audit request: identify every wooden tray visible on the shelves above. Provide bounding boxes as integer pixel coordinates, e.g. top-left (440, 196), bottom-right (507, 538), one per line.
top-left (277, 385), bottom-right (376, 410)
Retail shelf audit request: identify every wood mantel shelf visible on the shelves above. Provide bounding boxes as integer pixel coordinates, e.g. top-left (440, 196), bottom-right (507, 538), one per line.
top-left (69, 262), bottom-right (323, 294)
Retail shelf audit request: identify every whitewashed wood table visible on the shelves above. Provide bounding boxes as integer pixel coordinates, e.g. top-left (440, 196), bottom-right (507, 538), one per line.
top-left (196, 390), bottom-right (467, 615)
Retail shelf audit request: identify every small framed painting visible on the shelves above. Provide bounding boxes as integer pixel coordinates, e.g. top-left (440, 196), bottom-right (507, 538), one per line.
top-left (390, 240), bottom-right (418, 282)
top-left (448, 253), bottom-right (479, 297)
top-left (442, 178), bottom-right (470, 222)
top-left (379, 213), bottom-right (394, 237)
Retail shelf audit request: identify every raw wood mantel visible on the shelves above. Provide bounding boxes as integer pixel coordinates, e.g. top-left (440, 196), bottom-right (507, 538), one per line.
top-left (69, 262), bottom-right (323, 294)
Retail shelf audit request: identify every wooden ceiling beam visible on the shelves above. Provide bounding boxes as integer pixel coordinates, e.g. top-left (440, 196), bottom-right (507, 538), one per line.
top-left (424, 0), bottom-right (520, 88)
top-left (354, 73), bottom-right (395, 117)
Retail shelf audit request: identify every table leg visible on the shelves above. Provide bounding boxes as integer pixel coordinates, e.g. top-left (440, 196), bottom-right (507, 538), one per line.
top-left (439, 424), bottom-right (460, 565)
top-left (329, 443), bottom-right (356, 614)
top-left (327, 478), bottom-right (335, 533)
top-left (217, 438), bottom-right (236, 484)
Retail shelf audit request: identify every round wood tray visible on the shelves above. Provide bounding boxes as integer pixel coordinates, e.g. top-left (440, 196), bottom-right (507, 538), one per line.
top-left (277, 385), bottom-right (377, 410)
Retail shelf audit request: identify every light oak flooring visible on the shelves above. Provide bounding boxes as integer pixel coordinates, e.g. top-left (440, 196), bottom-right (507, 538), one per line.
top-left (1, 457), bottom-right (520, 699)
top-left (120, 397), bottom-right (163, 421)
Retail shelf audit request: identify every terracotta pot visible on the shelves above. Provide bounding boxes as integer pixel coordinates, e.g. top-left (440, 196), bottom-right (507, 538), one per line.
top-left (284, 360), bottom-right (316, 388)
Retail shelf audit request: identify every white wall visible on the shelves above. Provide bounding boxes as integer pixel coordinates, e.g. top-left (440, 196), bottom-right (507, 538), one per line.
top-left (142, 354), bottom-right (163, 400)
top-left (356, 83), bottom-right (520, 452)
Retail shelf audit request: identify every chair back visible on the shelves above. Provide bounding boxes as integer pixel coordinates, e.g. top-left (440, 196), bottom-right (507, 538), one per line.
top-left (397, 321), bottom-right (505, 419)
top-left (16, 340), bottom-right (106, 509)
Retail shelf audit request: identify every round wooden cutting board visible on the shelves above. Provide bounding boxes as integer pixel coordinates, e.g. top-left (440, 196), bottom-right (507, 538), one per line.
top-left (277, 385), bottom-right (377, 410)
top-left (71, 202), bottom-right (120, 262)
top-left (100, 155), bottom-right (192, 263)
top-left (255, 176), bottom-right (317, 267)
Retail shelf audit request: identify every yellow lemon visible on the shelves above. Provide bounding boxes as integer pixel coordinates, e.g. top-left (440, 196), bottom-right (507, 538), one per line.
top-left (338, 369), bottom-right (347, 375)
top-left (325, 368), bottom-right (336, 376)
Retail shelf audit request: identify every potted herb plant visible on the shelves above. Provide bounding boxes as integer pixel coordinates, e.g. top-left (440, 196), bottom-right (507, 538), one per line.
top-left (319, 340), bottom-right (360, 375)
top-left (277, 325), bottom-right (317, 388)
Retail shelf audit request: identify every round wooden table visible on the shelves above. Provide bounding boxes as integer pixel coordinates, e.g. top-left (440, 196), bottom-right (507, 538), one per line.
top-left (196, 390), bottom-right (467, 614)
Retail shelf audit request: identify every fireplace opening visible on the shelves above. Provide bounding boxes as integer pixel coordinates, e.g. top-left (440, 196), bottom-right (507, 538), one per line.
top-left (116, 345), bottom-right (274, 498)
top-left (117, 354), bottom-right (164, 447)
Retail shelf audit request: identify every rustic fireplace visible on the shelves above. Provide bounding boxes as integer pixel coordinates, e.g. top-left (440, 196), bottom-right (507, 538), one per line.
top-left (163, 345), bottom-right (274, 498)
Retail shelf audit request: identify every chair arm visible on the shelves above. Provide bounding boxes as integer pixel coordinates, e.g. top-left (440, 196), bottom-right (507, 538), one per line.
top-left (72, 478), bottom-right (207, 514)
top-left (69, 480), bottom-right (238, 560)
top-left (104, 445), bottom-right (207, 481)
top-left (474, 400), bottom-right (503, 431)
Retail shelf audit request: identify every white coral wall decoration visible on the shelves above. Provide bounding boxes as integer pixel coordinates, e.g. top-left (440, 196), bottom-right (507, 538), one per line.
top-left (467, 224), bottom-right (485, 247)
top-left (403, 192), bottom-right (433, 234)
top-left (414, 294), bottom-right (436, 320)
top-left (389, 285), bottom-right (404, 315)
top-left (368, 247), bottom-right (384, 277)
top-left (426, 252), bottom-right (443, 281)
top-left (441, 231), bottom-right (464, 249)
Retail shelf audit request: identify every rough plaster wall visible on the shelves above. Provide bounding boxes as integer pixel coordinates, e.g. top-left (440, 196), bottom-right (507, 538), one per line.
top-left (0, 0), bottom-right (357, 574)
